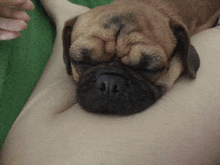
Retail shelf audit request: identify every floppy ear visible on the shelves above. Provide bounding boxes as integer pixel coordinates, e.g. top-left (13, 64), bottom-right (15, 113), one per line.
top-left (62, 17), bottom-right (79, 75)
top-left (169, 19), bottom-right (200, 78)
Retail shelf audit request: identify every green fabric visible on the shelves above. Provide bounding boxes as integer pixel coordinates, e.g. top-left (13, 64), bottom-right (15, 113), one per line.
top-left (0, 0), bottom-right (112, 150)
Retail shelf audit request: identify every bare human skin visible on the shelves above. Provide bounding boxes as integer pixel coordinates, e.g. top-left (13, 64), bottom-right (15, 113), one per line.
top-left (0, 0), bottom-right (34, 40)
top-left (0, 0), bottom-right (220, 164)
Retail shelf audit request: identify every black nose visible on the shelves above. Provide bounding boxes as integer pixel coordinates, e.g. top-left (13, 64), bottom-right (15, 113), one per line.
top-left (96, 74), bottom-right (126, 97)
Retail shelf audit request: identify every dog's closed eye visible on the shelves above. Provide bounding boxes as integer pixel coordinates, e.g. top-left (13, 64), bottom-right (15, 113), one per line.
top-left (130, 53), bottom-right (166, 71)
top-left (70, 47), bottom-right (102, 66)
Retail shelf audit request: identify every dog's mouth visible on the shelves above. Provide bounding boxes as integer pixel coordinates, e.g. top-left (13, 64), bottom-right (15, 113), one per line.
top-left (76, 65), bottom-right (164, 115)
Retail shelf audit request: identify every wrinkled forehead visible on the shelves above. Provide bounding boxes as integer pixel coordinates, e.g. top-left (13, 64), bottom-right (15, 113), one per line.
top-left (71, 3), bottom-right (167, 37)
top-left (69, 1), bottom-right (178, 72)
top-left (72, 7), bottom-right (175, 57)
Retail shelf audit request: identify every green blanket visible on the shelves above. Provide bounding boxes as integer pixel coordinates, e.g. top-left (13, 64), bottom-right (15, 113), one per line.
top-left (0, 0), bottom-right (112, 150)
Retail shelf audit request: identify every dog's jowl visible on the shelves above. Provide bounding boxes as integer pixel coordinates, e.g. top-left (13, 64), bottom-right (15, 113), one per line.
top-left (63, 0), bottom-right (220, 115)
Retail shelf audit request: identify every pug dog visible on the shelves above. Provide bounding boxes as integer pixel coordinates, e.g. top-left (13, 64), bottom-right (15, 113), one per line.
top-left (62, 0), bottom-right (220, 115)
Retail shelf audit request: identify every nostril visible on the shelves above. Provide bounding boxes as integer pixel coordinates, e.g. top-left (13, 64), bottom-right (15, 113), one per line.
top-left (98, 81), bottom-right (108, 94)
top-left (113, 84), bottom-right (119, 93)
top-left (100, 81), bottom-right (107, 92)
top-left (96, 76), bottom-right (109, 94)
top-left (96, 74), bottom-right (126, 97)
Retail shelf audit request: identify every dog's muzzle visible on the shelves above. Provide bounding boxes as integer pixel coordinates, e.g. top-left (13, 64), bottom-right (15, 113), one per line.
top-left (77, 65), bottom-right (164, 115)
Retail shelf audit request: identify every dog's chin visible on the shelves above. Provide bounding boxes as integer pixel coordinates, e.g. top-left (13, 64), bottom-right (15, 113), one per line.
top-left (76, 67), bottom-right (164, 115)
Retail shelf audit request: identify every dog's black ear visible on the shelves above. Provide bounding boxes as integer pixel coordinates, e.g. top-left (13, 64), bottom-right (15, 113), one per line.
top-left (186, 45), bottom-right (200, 78)
top-left (169, 19), bottom-right (200, 78)
top-left (62, 17), bottom-right (79, 75)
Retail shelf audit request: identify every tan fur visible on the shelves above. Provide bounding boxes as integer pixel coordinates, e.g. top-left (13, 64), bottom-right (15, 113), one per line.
top-left (63, 0), bottom-right (219, 88)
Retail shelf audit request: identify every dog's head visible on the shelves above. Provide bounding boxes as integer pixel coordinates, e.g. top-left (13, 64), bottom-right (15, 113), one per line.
top-left (62, 2), bottom-right (200, 115)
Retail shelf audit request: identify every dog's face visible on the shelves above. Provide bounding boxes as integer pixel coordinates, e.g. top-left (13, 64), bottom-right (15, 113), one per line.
top-left (63, 2), bottom-right (200, 115)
